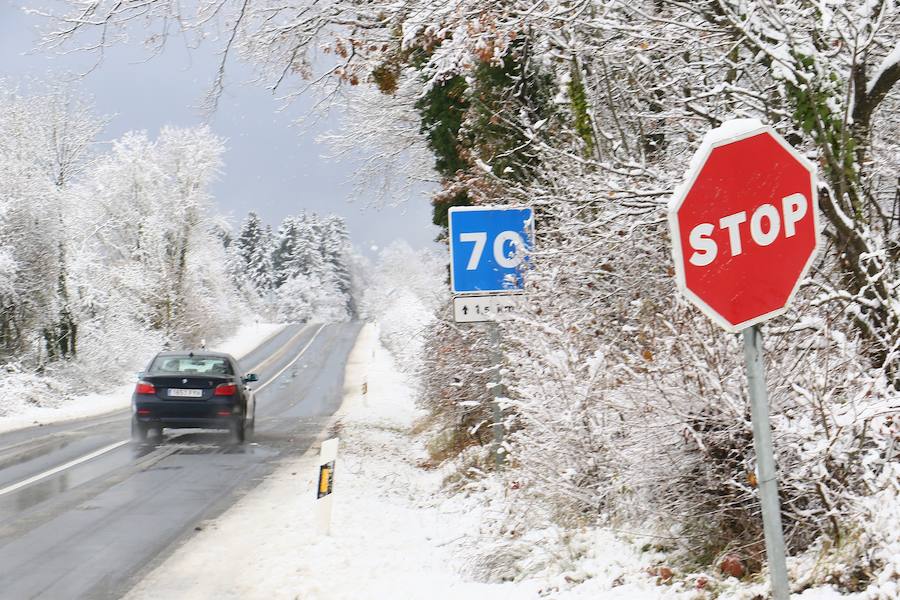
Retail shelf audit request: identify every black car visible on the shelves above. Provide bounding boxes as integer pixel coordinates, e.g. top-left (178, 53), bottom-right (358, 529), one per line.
top-left (131, 350), bottom-right (258, 443)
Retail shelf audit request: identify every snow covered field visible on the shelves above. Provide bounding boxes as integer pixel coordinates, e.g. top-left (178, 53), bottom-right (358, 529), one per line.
top-left (0, 322), bottom-right (284, 435)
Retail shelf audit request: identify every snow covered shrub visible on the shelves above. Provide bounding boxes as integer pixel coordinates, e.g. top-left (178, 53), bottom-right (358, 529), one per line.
top-left (276, 273), bottom-right (350, 324)
top-left (418, 315), bottom-right (499, 470)
top-left (358, 241), bottom-right (444, 375)
top-left (500, 161), bottom-right (900, 581)
top-left (0, 363), bottom-right (71, 415)
top-left (373, 287), bottom-right (434, 373)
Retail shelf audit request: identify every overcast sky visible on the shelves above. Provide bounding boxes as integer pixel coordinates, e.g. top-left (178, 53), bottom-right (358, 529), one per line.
top-left (0, 1), bottom-right (441, 256)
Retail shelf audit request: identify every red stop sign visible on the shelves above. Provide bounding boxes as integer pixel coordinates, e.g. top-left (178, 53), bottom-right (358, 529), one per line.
top-left (668, 123), bottom-right (820, 332)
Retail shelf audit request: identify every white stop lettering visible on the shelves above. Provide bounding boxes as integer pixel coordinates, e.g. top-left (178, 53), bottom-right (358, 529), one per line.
top-left (687, 193), bottom-right (809, 266)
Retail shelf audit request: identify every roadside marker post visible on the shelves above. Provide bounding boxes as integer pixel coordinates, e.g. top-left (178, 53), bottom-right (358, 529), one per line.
top-left (315, 437), bottom-right (339, 535)
top-left (448, 206), bottom-right (534, 469)
top-left (668, 121), bottom-right (819, 600)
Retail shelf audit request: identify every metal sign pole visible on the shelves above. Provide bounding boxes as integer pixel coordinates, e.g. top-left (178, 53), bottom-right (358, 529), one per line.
top-left (742, 325), bottom-right (790, 600)
top-left (487, 321), bottom-right (505, 468)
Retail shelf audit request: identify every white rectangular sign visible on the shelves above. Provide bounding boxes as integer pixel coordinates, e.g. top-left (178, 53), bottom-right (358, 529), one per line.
top-left (453, 295), bottom-right (520, 323)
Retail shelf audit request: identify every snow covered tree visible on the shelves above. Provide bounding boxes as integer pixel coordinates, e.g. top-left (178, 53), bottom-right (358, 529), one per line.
top-left (0, 85), bottom-right (103, 363)
top-left (72, 125), bottom-right (238, 348)
top-left (0, 81), bottom-right (250, 426)
top-left (291, 212), bottom-right (326, 281)
top-left (235, 212), bottom-right (274, 297)
top-left (267, 212), bottom-right (357, 323)
top-left (276, 272), bottom-right (349, 324)
top-left (319, 215), bottom-right (354, 315)
top-left (271, 216), bottom-right (301, 289)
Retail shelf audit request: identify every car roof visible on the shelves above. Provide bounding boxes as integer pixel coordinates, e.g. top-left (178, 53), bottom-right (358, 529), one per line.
top-left (153, 350), bottom-right (238, 362)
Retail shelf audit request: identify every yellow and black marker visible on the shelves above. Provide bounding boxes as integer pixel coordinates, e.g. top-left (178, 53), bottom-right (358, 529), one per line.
top-left (317, 461), bottom-right (335, 499)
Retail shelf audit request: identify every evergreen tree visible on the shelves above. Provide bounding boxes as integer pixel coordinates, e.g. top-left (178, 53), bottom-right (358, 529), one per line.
top-left (320, 216), bottom-right (354, 314)
top-left (272, 216), bottom-right (301, 288)
top-left (235, 212), bottom-right (273, 294)
top-left (292, 212), bottom-right (326, 280)
top-left (266, 212), bottom-right (357, 321)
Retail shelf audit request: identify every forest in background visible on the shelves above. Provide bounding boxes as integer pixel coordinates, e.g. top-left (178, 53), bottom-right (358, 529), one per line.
top-left (28, 1), bottom-right (900, 596)
top-left (0, 83), bottom-right (359, 416)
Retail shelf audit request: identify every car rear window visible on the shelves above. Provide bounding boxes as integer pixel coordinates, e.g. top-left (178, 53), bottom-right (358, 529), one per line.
top-left (149, 356), bottom-right (233, 375)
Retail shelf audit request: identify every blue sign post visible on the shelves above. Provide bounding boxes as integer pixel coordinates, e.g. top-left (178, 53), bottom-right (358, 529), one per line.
top-left (448, 205), bottom-right (533, 470)
top-left (449, 206), bottom-right (534, 294)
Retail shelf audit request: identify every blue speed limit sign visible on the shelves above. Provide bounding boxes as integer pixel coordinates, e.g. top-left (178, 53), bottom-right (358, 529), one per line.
top-left (449, 206), bottom-right (534, 294)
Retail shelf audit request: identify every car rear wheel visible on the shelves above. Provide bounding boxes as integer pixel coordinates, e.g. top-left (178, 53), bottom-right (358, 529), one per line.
top-left (131, 418), bottom-right (149, 443)
top-left (231, 417), bottom-right (246, 444)
top-left (246, 407), bottom-right (255, 436)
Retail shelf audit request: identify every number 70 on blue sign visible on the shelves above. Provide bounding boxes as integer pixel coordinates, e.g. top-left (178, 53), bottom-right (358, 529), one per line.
top-left (448, 206), bottom-right (535, 294)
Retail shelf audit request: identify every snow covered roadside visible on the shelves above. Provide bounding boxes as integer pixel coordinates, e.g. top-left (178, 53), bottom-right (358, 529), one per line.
top-left (124, 323), bottom-right (525, 599)
top-left (119, 325), bottom-right (672, 599)
top-left (0, 322), bottom-right (284, 435)
top-left (121, 324), bottom-right (869, 600)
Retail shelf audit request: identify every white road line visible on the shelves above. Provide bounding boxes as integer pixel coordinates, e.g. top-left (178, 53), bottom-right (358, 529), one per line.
top-left (244, 325), bottom-right (313, 373)
top-left (0, 439), bottom-right (129, 498)
top-left (253, 324), bottom-right (326, 393)
top-left (233, 323), bottom-right (288, 361)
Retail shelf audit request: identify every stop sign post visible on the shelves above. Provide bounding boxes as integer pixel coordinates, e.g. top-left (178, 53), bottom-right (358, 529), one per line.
top-left (669, 120), bottom-right (820, 600)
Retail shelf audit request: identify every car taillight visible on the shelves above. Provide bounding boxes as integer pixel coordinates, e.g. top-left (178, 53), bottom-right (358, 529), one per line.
top-left (135, 381), bottom-right (156, 395)
top-left (214, 383), bottom-right (237, 396)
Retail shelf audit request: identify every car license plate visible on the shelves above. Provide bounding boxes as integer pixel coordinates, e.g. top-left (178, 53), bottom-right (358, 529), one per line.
top-left (168, 388), bottom-right (203, 398)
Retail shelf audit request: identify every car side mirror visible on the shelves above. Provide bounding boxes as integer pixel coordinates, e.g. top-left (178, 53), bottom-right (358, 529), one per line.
top-left (244, 373), bottom-right (259, 383)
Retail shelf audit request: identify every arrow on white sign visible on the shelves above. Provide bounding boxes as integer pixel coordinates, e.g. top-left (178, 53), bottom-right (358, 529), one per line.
top-left (453, 295), bottom-right (521, 323)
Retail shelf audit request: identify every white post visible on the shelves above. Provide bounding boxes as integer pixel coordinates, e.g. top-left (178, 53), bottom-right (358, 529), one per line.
top-left (315, 437), bottom-right (339, 535)
top-left (743, 325), bottom-right (790, 599)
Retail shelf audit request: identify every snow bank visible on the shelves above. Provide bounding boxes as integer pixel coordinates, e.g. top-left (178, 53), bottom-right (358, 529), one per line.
top-left (0, 322), bottom-right (284, 435)
top-left (212, 322), bottom-right (284, 359)
top-left (0, 380), bottom-right (137, 436)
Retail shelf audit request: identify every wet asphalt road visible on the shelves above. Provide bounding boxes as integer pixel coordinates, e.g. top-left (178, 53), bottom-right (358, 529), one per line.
top-left (0, 322), bottom-right (363, 599)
